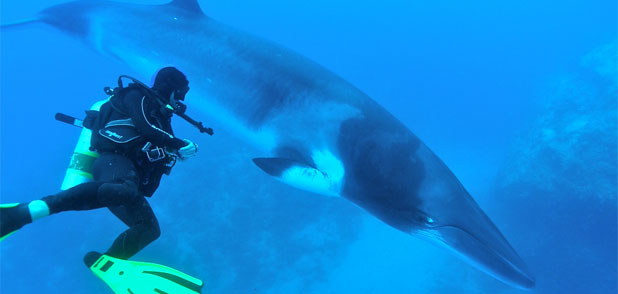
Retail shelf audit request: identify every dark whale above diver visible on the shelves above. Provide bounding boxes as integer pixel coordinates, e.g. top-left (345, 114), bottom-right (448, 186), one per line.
top-left (3, 0), bottom-right (535, 289)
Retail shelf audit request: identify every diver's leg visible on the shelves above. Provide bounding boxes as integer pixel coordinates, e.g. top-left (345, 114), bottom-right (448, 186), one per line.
top-left (42, 182), bottom-right (106, 212)
top-left (91, 153), bottom-right (141, 205)
top-left (90, 152), bottom-right (160, 260)
top-left (0, 181), bottom-right (107, 238)
top-left (1, 153), bottom-right (139, 238)
top-left (80, 152), bottom-right (156, 266)
top-left (103, 197), bottom-right (161, 259)
top-left (41, 153), bottom-right (140, 212)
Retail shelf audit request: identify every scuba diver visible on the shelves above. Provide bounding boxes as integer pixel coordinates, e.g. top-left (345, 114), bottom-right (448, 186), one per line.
top-left (0, 67), bottom-right (207, 293)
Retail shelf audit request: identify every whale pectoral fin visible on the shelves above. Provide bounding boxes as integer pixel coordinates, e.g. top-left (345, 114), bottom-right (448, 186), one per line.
top-left (252, 157), bottom-right (341, 197)
top-left (252, 157), bottom-right (300, 177)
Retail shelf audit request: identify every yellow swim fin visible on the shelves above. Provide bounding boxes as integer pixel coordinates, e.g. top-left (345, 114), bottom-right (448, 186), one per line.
top-left (1, 203), bottom-right (26, 242)
top-left (89, 253), bottom-right (204, 294)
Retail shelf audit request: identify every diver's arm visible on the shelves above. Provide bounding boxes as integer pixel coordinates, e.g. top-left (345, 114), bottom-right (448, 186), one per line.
top-left (123, 90), bottom-right (186, 149)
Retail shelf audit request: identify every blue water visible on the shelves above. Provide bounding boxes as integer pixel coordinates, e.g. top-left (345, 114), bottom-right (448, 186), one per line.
top-left (1, 0), bottom-right (616, 293)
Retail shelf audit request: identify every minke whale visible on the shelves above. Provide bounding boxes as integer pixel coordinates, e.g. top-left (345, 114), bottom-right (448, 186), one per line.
top-left (3, 0), bottom-right (535, 289)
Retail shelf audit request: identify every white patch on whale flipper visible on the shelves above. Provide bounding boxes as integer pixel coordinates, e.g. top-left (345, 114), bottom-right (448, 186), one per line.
top-left (254, 149), bottom-right (344, 197)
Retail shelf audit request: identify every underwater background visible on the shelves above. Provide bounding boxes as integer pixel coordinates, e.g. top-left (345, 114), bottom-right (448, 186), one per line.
top-left (1, 0), bottom-right (616, 293)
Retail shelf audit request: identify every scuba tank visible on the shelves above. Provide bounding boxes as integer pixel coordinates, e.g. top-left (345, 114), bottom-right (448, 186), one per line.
top-left (58, 99), bottom-right (108, 190)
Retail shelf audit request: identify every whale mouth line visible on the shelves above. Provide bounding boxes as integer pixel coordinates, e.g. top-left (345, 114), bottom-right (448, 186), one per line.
top-left (432, 223), bottom-right (533, 286)
top-left (436, 224), bottom-right (511, 265)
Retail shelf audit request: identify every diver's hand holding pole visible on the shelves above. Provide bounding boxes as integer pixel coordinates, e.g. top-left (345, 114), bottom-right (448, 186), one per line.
top-left (163, 139), bottom-right (199, 160)
top-left (177, 139), bottom-right (199, 158)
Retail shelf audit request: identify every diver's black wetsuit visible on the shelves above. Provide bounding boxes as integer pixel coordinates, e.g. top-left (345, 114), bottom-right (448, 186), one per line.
top-left (42, 86), bottom-right (187, 260)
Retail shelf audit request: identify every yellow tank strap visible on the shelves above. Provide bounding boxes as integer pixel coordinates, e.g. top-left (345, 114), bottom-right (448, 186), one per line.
top-left (66, 169), bottom-right (94, 180)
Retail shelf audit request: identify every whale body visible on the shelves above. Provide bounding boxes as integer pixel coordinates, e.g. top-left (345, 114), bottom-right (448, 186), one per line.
top-left (5, 0), bottom-right (535, 288)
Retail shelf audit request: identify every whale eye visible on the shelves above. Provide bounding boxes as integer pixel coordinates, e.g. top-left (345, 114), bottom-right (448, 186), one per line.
top-left (414, 212), bottom-right (435, 227)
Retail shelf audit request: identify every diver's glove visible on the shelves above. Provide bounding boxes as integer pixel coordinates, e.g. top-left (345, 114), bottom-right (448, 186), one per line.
top-left (178, 139), bottom-right (198, 158)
